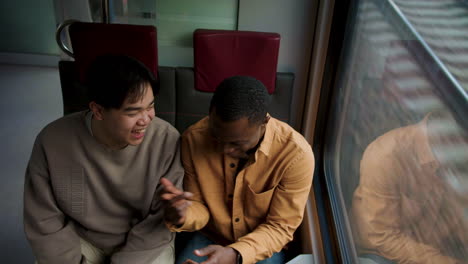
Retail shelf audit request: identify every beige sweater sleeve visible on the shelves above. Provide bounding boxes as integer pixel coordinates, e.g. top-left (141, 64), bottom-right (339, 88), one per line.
top-left (24, 136), bottom-right (85, 264)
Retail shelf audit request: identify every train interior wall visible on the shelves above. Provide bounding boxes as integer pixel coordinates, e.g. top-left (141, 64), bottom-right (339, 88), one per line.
top-left (0, 61), bottom-right (62, 263)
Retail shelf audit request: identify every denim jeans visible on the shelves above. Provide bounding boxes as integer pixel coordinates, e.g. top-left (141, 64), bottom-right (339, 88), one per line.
top-left (175, 232), bottom-right (286, 264)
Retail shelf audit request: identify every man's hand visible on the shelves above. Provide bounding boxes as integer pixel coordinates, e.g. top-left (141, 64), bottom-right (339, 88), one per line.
top-left (160, 177), bottom-right (193, 226)
top-left (183, 245), bottom-right (238, 264)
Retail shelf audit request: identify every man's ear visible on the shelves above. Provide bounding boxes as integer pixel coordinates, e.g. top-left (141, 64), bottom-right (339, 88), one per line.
top-left (263, 114), bottom-right (270, 125)
top-left (89, 101), bottom-right (105, 120)
top-left (258, 114), bottom-right (270, 130)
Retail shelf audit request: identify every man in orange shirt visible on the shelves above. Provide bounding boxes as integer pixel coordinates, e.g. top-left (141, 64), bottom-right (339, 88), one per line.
top-left (161, 76), bottom-right (314, 264)
top-left (351, 114), bottom-right (468, 264)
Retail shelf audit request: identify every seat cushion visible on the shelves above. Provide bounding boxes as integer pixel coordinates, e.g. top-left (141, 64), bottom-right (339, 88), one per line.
top-left (69, 22), bottom-right (158, 82)
top-left (194, 29), bottom-right (280, 94)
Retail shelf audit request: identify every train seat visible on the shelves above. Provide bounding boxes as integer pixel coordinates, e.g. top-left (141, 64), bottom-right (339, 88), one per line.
top-left (194, 29), bottom-right (280, 94)
top-left (69, 22), bottom-right (158, 82)
top-left (58, 25), bottom-right (296, 133)
top-left (58, 22), bottom-right (176, 125)
top-left (175, 29), bottom-right (295, 132)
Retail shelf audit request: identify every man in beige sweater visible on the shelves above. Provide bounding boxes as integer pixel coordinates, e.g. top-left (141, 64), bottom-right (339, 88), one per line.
top-left (24, 55), bottom-right (184, 264)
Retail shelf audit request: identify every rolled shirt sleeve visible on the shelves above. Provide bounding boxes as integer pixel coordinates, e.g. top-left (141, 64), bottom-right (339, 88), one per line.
top-left (166, 134), bottom-right (210, 232)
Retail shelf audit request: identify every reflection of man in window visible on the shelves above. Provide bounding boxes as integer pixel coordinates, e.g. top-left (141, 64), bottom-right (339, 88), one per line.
top-left (351, 113), bottom-right (468, 264)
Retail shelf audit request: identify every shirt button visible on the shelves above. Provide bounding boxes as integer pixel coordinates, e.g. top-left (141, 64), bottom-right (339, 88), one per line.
top-left (235, 218), bottom-right (240, 222)
top-left (230, 163), bottom-right (236, 168)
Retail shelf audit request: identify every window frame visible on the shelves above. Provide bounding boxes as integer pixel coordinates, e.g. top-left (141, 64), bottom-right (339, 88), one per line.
top-left (311, 0), bottom-right (468, 263)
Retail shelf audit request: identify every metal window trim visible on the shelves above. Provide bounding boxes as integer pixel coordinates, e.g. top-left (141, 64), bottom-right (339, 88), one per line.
top-left (373, 0), bottom-right (468, 129)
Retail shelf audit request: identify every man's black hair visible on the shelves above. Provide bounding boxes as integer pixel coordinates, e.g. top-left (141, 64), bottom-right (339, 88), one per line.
top-left (209, 75), bottom-right (269, 125)
top-left (86, 54), bottom-right (158, 109)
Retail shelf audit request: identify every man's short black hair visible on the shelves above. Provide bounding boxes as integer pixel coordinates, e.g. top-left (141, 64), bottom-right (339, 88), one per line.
top-left (209, 75), bottom-right (269, 125)
top-left (86, 54), bottom-right (158, 109)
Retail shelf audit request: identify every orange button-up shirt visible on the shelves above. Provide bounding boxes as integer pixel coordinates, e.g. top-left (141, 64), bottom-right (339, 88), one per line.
top-left (170, 116), bottom-right (314, 264)
top-left (351, 117), bottom-right (468, 264)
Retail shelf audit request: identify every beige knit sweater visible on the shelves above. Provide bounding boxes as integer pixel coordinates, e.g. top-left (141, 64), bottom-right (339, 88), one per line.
top-left (24, 111), bottom-right (184, 264)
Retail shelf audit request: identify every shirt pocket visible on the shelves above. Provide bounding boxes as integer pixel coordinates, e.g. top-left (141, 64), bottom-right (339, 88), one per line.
top-left (401, 192), bottom-right (443, 225)
top-left (244, 184), bottom-right (275, 220)
top-left (400, 194), bottom-right (425, 221)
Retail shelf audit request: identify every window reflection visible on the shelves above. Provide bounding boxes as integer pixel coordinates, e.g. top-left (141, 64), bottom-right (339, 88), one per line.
top-left (351, 112), bottom-right (468, 264)
top-left (327, 0), bottom-right (468, 263)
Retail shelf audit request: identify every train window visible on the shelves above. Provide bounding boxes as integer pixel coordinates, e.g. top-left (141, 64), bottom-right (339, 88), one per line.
top-left (323, 0), bottom-right (468, 263)
top-left (55, 0), bottom-right (237, 66)
top-left (105, 0), bottom-right (238, 67)
top-left (0, 0), bottom-right (58, 55)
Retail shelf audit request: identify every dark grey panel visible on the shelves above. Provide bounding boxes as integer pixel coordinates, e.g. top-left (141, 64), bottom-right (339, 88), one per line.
top-left (268, 73), bottom-right (295, 125)
top-left (175, 67), bottom-right (212, 133)
top-left (59, 61), bottom-right (88, 115)
top-left (156, 66), bottom-right (176, 126)
top-left (175, 68), bottom-right (295, 133)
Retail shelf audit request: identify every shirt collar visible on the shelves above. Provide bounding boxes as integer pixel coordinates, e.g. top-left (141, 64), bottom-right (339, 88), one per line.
top-left (255, 115), bottom-right (274, 158)
top-left (85, 110), bottom-right (94, 136)
top-left (417, 114), bottom-right (439, 170)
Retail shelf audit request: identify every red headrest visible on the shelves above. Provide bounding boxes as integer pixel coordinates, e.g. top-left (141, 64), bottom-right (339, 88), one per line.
top-left (69, 22), bottom-right (158, 82)
top-left (194, 29), bottom-right (280, 94)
